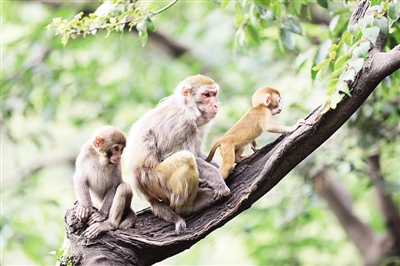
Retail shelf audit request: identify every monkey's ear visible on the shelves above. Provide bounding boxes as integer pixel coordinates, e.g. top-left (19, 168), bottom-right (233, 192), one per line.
top-left (264, 93), bottom-right (271, 106)
top-left (93, 136), bottom-right (104, 148)
top-left (181, 85), bottom-right (192, 96)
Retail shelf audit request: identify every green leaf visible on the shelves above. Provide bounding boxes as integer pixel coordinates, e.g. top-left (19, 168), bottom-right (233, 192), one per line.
top-left (388, 2), bottom-right (400, 21)
top-left (283, 16), bottom-right (302, 35)
top-left (327, 43), bottom-right (338, 52)
top-left (316, 0), bottom-right (328, 9)
top-left (334, 52), bottom-right (352, 70)
top-left (342, 31), bottom-right (353, 46)
top-left (221, 0), bottom-right (230, 10)
top-left (340, 68), bottom-right (356, 82)
top-left (316, 67), bottom-right (327, 82)
top-left (137, 21), bottom-right (148, 47)
top-left (139, 30), bottom-right (148, 47)
top-left (234, 13), bottom-right (245, 27)
top-left (358, 15), bottom-right (374, 28)
top-left (295, 49), bottom-right (314, 73)
top-left (347, 58), bottom-right (364, 74)
top-left (360, 26), bottom-right (380, 44)
top-left (145, 17), bottom-right (155, 32)
top-left (280, 28), bottom-right (295, 50)
top-left (330, 91), bottom-right (344, 109)
top-left (348, 23), bottom-right (358, 35)
top-left (337, 82), bottom-right (351, 97)
top-left (314, 40), bottom-right (332, 64)
top-left (326, 65), bottom-right (347, 80)
top-left (270, 1), bottom-right (281, 16)
top-left (245, 24), bottom-right (261, 45)
top-left (312, 58), bottom-right (330, 71)
top-left (292, 0), bottom-right (302, 15)
top-left (329, 51), bottom-right (336, 61)
top-left (326, 78), bottom-right (339, 95)
top-left (353, 41), bottom-right (370, 58)
top-left (374, 16), bottom-right (389, 36)
top-left (136, 20), bottom-right (147, 32)
top-left (255, 0), bottom-right (270, 9)
top-left (329, 15), bottom-right (340, 33)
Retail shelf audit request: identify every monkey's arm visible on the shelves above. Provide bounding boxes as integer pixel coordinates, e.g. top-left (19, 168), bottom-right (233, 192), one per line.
top-left (197, 151), bottom-right (219, 168)
top-left (196, 157), bottom-right (230, 200)
top-left (73, 174), bottom-right (93, 223)
top-left (263, 119), bottom-right (306, 134)
top-left (88, 187), bottom-right (117, 225)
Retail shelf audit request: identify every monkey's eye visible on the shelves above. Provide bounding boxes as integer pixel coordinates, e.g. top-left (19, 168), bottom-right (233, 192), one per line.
top-left (114, 146), bottom-right (120, 152)
top-left (204, 92), bottom-right (211, 97)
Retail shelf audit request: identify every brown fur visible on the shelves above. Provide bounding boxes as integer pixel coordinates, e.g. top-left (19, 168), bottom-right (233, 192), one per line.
top-left (206, 86), bottom-right (305, 179)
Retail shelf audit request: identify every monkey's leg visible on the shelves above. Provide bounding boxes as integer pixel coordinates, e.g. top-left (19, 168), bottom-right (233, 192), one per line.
top-left (119, 208), bottom-right (137, 230)
top-left (150, 199), bottom-right (186, 235)
top-left (154, 150), bottom-right (199, 208)
top-left (196, 156), bottom-right (231, 200)
top-left (85, 182), bottom-right (133, 238)
top-left (151, 150), bottom-right (199, 234)
top-left (179, 187), bottom-right (215, 215)
top-left (234, 146), bottom-right (246, 163)
top-left (219, 144), bottom-right (236, 180)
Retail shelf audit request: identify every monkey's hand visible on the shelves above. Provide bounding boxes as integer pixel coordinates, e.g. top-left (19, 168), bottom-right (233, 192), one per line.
top-left (297, 119), bottom-right (306, 125)
top-left (289, 119), bottom-right (307, 132)
top-left (251, 146), bottom-right (259, 153)
top-left (76, 205), bottom-right (93, 223)
top-left (88, 210), bottom-right (108, 225)
top-left (213, 186), bottom-right (231, 201)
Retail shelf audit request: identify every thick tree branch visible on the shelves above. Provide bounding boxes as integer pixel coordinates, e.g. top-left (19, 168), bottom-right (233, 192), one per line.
top-left (367, 154), bottom-right (400, 257)
top-left (312, 169), bottom-right (383, 264)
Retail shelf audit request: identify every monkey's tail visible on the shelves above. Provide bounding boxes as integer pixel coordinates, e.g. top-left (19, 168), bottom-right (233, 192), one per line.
top-left (205, 142), bottom-right (220, 162)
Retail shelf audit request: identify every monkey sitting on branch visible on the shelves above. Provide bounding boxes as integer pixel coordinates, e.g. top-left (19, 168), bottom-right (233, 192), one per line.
top-left (125, 74), bottom-right (231, 235)
top-left (206, 86), bottom-right (306, 180)
top-left (73, 125), bottom-right (136, 238)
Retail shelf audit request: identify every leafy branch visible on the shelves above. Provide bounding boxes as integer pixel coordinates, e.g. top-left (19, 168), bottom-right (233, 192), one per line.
top-left (312, 0), bottom-right (400, 113)
top-left (47, 0), bottom-right (178, 46)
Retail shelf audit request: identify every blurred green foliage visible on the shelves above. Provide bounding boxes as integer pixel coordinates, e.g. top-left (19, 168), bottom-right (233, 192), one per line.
top-left (1, 0), bottom-right (399, 265)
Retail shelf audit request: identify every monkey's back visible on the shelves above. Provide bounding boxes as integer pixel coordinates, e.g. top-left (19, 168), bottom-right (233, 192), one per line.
top-left (220, 107), bottom-right (265, 146)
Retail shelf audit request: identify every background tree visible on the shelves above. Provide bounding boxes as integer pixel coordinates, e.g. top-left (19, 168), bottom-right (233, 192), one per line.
top-left (1, 0), bottom-right (399, 265)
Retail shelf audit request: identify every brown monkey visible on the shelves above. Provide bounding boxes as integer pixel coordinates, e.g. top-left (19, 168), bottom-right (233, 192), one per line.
top-left (206, 86), bottom-right (305, 179)
top-left (125, 74), bottom-right (231, 234)
top-left (73, 125), bottom-right (136, 238)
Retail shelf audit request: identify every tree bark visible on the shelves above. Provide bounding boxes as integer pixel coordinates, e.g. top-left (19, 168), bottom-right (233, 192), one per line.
top-left (63, 1), bottom-right (400, 264)
top-left (312, 169), bottom-right (384, 265)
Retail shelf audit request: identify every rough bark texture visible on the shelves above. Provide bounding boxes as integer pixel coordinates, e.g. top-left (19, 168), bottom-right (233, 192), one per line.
top-left (63, 1), bottom-right (400, 264)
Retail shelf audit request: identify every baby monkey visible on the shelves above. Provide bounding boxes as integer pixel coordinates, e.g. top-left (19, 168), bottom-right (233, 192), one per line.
top-left (73, 125), bottom-right (136, 238)
top-left (206, 86), bottom-right (305, 179)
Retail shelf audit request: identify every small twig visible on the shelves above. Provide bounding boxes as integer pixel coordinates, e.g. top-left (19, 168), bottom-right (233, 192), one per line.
top-left (152, 0), bottom-right (178, 15)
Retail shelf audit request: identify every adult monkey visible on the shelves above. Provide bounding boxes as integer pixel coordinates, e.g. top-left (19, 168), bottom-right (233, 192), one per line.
top-left (125, 74), bottom-right (231, 234)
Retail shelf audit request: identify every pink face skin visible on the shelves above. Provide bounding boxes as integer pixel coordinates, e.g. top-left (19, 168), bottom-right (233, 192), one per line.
top-left (266, 93), bottom-right (282, 115)
top-left (271, 97), bottom-right (282, 115)
top-left (199, 88), bottom-right (219, 118)
top-left (109, 144), bottom-right (125, 164)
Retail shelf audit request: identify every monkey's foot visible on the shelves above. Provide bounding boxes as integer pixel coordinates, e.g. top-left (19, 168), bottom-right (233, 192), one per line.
top-left (174, 219), bottom-right (186, 235)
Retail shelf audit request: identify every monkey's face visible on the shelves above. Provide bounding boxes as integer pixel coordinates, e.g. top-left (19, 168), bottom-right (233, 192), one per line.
top-left (197, 87), bottom-right (219, 119)
top-left (270, 96), bottom-right (283, 115)
top-left (109, 144), bottom-right (125, 165)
